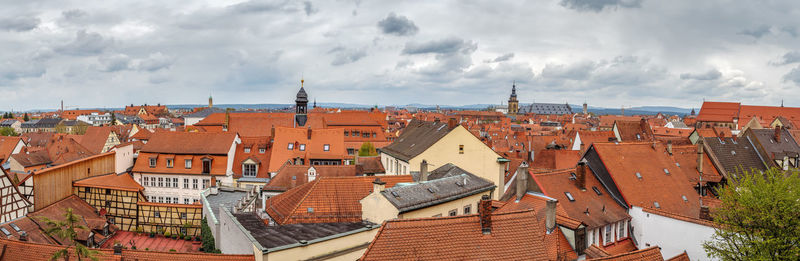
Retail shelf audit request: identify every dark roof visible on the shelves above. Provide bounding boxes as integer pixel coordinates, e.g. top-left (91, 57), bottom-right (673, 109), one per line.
top-left (31, 118), bottom-right (63, 128)
top-left (746, 128), bottom-right (800, 160)
top-left (295, 114), bottom-right (307, 127)
top-left (380, 120), bottom-right (455, 162)
top-left (234, 212), bottom-right (375, 250)
top-left (381, 172), bottom-right (495, 213)
top-left (184, 107), bottom-right (227, 118)
top-left (0, 119), bottom-right (18, 126)
top-left (411, 163), bottom-right (470, 181)
top-left (519, 103), bottom-right (573, 115)
top-left (703, 137), bottom-right (767, 179)
top-left (295, 87), bottom-right (308, 102)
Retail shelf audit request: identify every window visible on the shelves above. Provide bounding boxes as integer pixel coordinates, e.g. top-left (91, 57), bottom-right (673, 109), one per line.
top-left (0, 228), bottom-right (10, 237)
top-left (259, 148), bottom-right (265, 154)
top-left (185, 159), bottom-right (192, 169)
top-left (682, 195), bottom-right (688, 202)
top-left (181, 227), bottom-right (187, 235)
top-left (184, 178), bottom-right (189, 189)
top-left (604, 225), bottom-right (613, 245)
top-left (202, 179), bottom-right (209, 189)
top-left (288, 143), bottom-right (294, 150)
top-left (244, 147), bottom-right (251, 153)
top-left (184, 198), bottom-right (189, 204)
top-left (347, 148), bottom-right (355, 155)
top-left (173, 178), bottom-right (178, 188)
top-left (589, 229), bottom-right (595, 246)
top-left (654, 201), bottom-right (661, 208)
top-left (105, 189), bottom-right (111, 195)
top-left (592, 186), bottom-right (602, 195)
top-left (459, 145), bottom-right (464, 154)
top-left (202, 159), bottom-right (211, 174)
top-left (149, 158), bottom-right (156, 167)
top-left (635, 172), bottom-right (642, 179)
top-left (463, 205), bottom-right (471, 214)
top-left (299, 144), bottom-right (306, 151)
top-left (157, 177), bottom-right (163, 187)
top-left (193, 179), bottom-right (198, 189)
top-left (105, 201), bottom-right (111, 208)
top-left (619, 220), bottom-right (626, 239)
top-left (244, 164), bottom-right (257, 177)
top-left (323, 144), bottom-right (330, 151)
top-left (143, 177), bottom-right (149, 186)
top-left (158, 196), bottom-right (163, 203)
top-left (173, 197), bottom-right (178, 203)
top-left (154, 211), bottom-right (160, 218)
top-left (166, 159), bottom-right (174, 168)
top-left (449, 209), bottom-right (457, 216)
top-left (307, 207), bottom-right (314, 213)
top-left (372, 133), bottom-right (376, 138)
top-left (663, 168), bottom-right (670, 175)
top-left (565, 192), bottom-right (575, 201)
top-left (344, 131), bottom-right (349, 136)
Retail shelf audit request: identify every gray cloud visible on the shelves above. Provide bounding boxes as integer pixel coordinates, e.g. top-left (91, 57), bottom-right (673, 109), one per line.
top-left (377, 13), bottom-right (418, 36)
top-left (136, 53), bottom-right (173, 72)
top-left (541, 61), bottom-right (596, 80)
top-left (56, 30), bottom-right (113, 56)
top-left (328, 47), bottom-right (367, 66)
top-left (780, 26), bottom-right (798, 37)
top-left (772, 51), bottom-right (800, 66)
top-left (228, 0), bottom-right (294, 14)
top-left (98, 54), bottom-right (131, 72)
top-left (485, 53), bottom-right (514, 63)
top-left (784, 65), bottom-right (800, 86)
top-left (62, 9), bottom-right (88, 20)
top-left (739, 25), bottom-right (772, 38)
top-left (402, 37), bottom-right (476, 55)
top-left (0, 16), bottom-right (40, 32)
top-left (680, 69), bottom-right (722, 80)
top-left (303, 1), bottom-right (317, 16)
top-left (559, 0), bottom-right (642, 12)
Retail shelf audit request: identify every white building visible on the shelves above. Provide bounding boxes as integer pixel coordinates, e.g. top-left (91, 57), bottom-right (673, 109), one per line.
top-left (77, 112), bottom-right (112, 126)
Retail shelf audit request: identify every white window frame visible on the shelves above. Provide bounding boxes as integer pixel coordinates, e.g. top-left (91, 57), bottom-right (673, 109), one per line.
top-left (193, 179), bottom-right (198, 189)
top-left (243, 164), bottom-right (257, 177)
top-left (166, 159), bottom-right (174, 168)
top-left (183, 178), bottom-right (189, 189)
top-left (149, 158), bottom-right (156, 167)
top-left (172, 178), bottom-right (178, 188)
top-left (288, 143), bottom-right (294, 150)
top-left (323, 144), bottom-right (330, 151)
top-left (604, 225), bottom-right (614, 245)
top-left (185, 159), bottom-right (192, 169)
top-left (244, 147), bottom-right (251, 153)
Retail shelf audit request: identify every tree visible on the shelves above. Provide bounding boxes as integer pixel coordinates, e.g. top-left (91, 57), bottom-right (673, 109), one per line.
top-left (109, 113), bottom-right (116, 126)
top-left (23, 113), bottom-right (29, 121)
top-left (38, 208), bottom-right (101, 261)
top-left (703, 168), bottom-right (800, 260)
top-left (0, 127), bottom-right (19, 136)
top-left (358, 142), bottom-right (377, 156)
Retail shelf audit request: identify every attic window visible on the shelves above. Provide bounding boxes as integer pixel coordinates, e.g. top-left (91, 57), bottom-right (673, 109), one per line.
top-left (244, 147), bottom-right (251, 153)
top-left (259, 148), bottom-right (266, 154)
top-left (635, 172), bottom-right (642, 179)
top-left (682, 195), bottom-right (688, 202)
top-left (569, 173), bottom-right (577, 180)
top-left (287, 143), bottom-right (294, 150)
top-left (307, 207), bottom-right (314, 213)
top-left (565, 192), bottom-right (575, 202)
top-left (592, 186), bottom-right (602, 195)
top-left (675, 162), bottom-right (681, 167)
top-left (654, 201), bottom-right (661, 208)
top-left (636, 134), bottom-right (641, 140)
top-left (299, 144), bottom-right (306, 151)
top-left (149, 158), bottom-right (156, 168)
top-left (663, 168), bottom-right (670, 175)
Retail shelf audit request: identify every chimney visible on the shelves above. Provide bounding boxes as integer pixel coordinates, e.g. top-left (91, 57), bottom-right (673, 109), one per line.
top-left (448, 118), bottom-right (457, 129)
top-left (775, 126), bottom-right (782, 143)
top-left (515, 162), bottom-right (529, 201)
top-left (18, 231), bottom-right (27, 241)
top-left (373, 178), bottom-right (386, 192)
top-left (699, 206), bottom-right (711, 221)
top-left (224, 109), bottom-right (230, 131)
top-left (577, 160), bottom-right (587, 191)
top-left (354, 154), bottom-right (360, 165)
top-left (479, 195), bottom-right (492, 234)
top-left (420, 160), bottom-right (429, 182)
top-left (307, 127), bottom-right (312, 140)
top-left (667, 140), bottom-right (673, 156)
top-left (697, 139), bottom-right (704, 178)
top-left (546, 199), bottom-right (557, 234)
top-left (113, 243), bottom-right (123, 255)
top-left (270, 126), bottom-right (276, 142)
top-left (579, 142), bottom-right (585, 152)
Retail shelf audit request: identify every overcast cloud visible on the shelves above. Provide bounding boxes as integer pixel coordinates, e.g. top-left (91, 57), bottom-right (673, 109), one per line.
top-left (1, 0), bottom-right (800, 110)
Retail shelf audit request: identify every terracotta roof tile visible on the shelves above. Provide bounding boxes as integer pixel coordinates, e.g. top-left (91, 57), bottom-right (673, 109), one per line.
top-left (141, 132), bottom-right (237, 155)
top-left (587, 246), bottom-right (664, 261)
top-left (73, 173), bottom-right (144, 192)
top-left (0, 237), bottom-right (254, 260)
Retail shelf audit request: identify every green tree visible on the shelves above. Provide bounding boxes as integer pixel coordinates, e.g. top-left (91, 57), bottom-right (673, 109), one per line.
top-left (23, 113), bottom-right (29, 121)
top-left (109, 113), bottom-right (116, 126)
top-left (0, 127), bottom-right (18, 136)
top-left (38, 208), bottom-right (102, 261)
top-left (358, 142), bottom-right (377, 156)
top-left (703, 168), bottom-right (800, 260)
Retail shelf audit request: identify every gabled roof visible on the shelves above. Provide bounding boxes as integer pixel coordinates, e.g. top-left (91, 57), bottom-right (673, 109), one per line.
top-left (0, 136), bottom-right (24, 163)
top-left (141, 132), bottom-right (237, 155)
top-left (73, 173), bottom-right (144, 192)
top-left (531, 149), bottom-right (580, 170)
top-left (265, 164), bottom-right (358, 191)
top-left (745, 128), bottom-right (800, 161)
top-left (379, 119), bottom-right (456, 162)
top-left (586, 246), bottom-right (664, 261)
top-left (0, 237), bottom-right (255, 260)
top-left (614, 119), bottom-right (654, 142)
top-left (235, 212), bottom-right (377, 251)
top-left (29, 195), bottom-right (116, 245)
top-left (267, 127), bottom-right (346, 172)
top-left (381, 172), bottom-right (495, 213)
top-left (702, 137), bottom-right (767, 179)
top-left (79, 126), bottom-right (115, 153)
top-left (360, 208), bottom-right (576, 260)
top-left (265, 175), bottom-right (412, 225)
top-left (696, 101), bottom-right (740, 123)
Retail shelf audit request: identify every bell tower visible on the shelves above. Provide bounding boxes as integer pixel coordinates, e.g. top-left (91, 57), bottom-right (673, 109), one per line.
top-left (508, 81), bottom-right (519, 115)
top-left (296, 79), bottom-right (309, 114)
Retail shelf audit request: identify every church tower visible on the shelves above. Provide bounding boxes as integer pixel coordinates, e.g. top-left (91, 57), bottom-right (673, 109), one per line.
top-left (294, 79), bottom-right (309, 127)
top-left (508, 81), bottom-right (519, 115)
top-left (208, 95), bottom-right (213, 108)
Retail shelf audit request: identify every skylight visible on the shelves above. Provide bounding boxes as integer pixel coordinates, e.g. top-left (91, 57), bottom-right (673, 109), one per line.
top-left (8, 223), bottom-right (20, 232)
top-left (682, 195), bottom-right (688, 202)
top-left (307, 207), bottom-right (314, 213)
top-left (731, 150), bottom-right (736, 155)
top-left (569, 173), bottom-right (577, 180)
top-left (663, 168), bottom-right (670, 175)
top-left (653, 201), bottom-right (661, 208)
top-left (635, 172), bottom-right (642, 179)
top-left (0, 228), bottom-right (9, 237)
top-left (391, 191), bottom-right (400, 197)
top-left (592, 186), bottom-right (602, 195)
top-left (427, 188), bottom-right (435, 193)
top-left (565, 192), bottom-right (575, 201)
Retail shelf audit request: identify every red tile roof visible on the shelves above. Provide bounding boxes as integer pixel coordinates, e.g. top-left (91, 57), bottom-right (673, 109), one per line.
top-left (133, 152), bottom-right (228, 176)
top-left (531, 149), bottom-right (580, 170)
top-left (496, 192), bottom-right (583, 230)
top-left (141, 132), bottom-right (237, 155)
top-left (102, 231), bottom-right (200, 252)
top-left (80, 126), bottom-right (115, 153)
top-left (73, 173), bottom-right (144, 192)
top-left (29, 195), bottom-right (117, 245)
top-left (614, 119), bottom-right (655, 142)
top-left (696, 101), bottom-right (740, 123)
top-left (587, 246), bottom-right (664, 261)
top-left (265, 175), bottom-right (412, 225)
top-left (267, 127), bottom-right (345, 172)
top-left (360, 208), bottom-right (576, 261)
top-left (265, 164), bottom-right (358, 191)
top-left (232, 136), bottom-right (271, 179)
top-left (665, 251), bottom-right (691, 261)
top-left (0, 136), bottom-right (24, 164)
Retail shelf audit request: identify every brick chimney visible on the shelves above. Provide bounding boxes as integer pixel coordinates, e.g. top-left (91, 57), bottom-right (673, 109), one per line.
top-left (515, 162), bottom-right (529, 201)
top-left (18, 231), bottom-right (27, 241)
top-left (113, 243), bottom-right (123, 255)
top-left (697, 139), bottom-right (704, 178)
top-left (373, 178), bottom-right (386, 192)
top-left (420, 160), bottom-right (429, 182)
top-left (448, 118), bottom-right (458, 129)
top-left (699, 205), bottom-right (712, 221)
top-left (667, 140), bottom-right (673, 156)
top-left (775, 126), bottom-right (782, 143)
top-left (546, 199), bottom-right (557, 234)
top-left (307, 127), bottom-right (312, 140)
top-left (577, 159), bottom-right (587, 191)
top-left (479, 195), bottom-right (492, 234)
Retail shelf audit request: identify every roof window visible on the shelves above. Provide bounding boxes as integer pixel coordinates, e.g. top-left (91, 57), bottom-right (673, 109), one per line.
top-left (427, 188), bottom-right (435, 193)
top-left (731, 150), bottom-right (736, 156)
top-left (8, 223), bottom-right (20, 232)
top-left (682, 195), bottom-right (688, 202)
top-left (565, 192), bottom-right (575, 201)
top-left (675, 162), bottom-right (680, 167)
top-left (653, 201), bottom-right (661, 208)
top-left (635, 172), bottom-right (642, 179)
top-left (592, 186), bottom-right (602, 196)
top-left (0, 228), bottom-right (9, 237)
top-left (569, 172), bottom-right (577, 180)
top-left (391, 191), bottom-right (400, 197)
top-left (307, 207), bottom-right (314, 213)
top-left (663, 168), bottom-right (670, 175)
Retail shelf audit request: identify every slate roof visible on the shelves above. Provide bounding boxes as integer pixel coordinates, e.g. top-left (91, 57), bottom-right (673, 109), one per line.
top-left (519, 103), bottom-right (574, 115)
top-left (184, 107), bottom-right (227, 118)
top-left (379, 119), bottom-right (456, 162)
top-left (702, 137), bottom-right (767, 179)
top-left (31, 118), bottom-right (63, 128)
top-left (381, 172), bottom-right (495, 213)
top-left (0, 119), bottom-right (18, 127)
top-left (746, 128), bottom-right (800, 160)
top-left (234, 212), bottom-right (376, 250)
top-left (411, 163), bottom-right (470, 181)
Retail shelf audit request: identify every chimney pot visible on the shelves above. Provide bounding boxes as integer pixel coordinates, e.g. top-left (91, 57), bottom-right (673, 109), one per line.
top-left (775, 126), bottom-right (782, 142)
top-left (18, 231), bottom-right (27, 241)
top-left (113, 243), bottom-right (123, 255)
top-left (699, 205), bottom-right (712, 221)
top-left (372, 178), bottom-right (386, 192)
top-left (420, 160), bottom-right (428, 182)
top-left (479, 195), bottom-right (492, 234)
top-left (546, 199), bottom-right (557, 234)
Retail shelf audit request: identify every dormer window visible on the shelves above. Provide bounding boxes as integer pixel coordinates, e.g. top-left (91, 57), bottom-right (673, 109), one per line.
top-left (259, 148), bottom-right (266, 154)
top-left (166, 159), bottom-right (174, 168)
top-left (344, 131), bottom-right (349, 136)
top-left (243, 163), bottom-right (257, 177)
top-left (202, 158), bottom-right (211, 174)
top-left (185, 159), bottom-right (192, 169)
top-left (149, 158), bottom-right (156, 167)
top-left (288, 143), bottom-right (294, 150)
top-left (244, 147), bottom-right (251, 153)
top-left (324, 144), bottom-right (330, 151)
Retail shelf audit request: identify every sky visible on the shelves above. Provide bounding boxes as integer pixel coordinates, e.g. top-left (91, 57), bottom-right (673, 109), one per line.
top-left (1, 0), bottom-right (800, 111)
